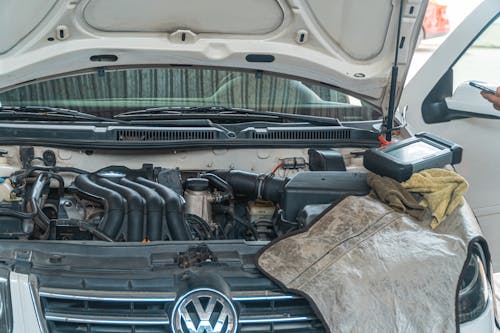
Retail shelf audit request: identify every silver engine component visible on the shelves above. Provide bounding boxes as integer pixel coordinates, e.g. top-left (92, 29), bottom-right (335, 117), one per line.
top-left (183, 178), bottom-right (215, 224)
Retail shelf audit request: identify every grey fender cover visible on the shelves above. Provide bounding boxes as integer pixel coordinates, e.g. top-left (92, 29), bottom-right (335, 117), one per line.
top-left (257, 195), bottom-right (489, 333)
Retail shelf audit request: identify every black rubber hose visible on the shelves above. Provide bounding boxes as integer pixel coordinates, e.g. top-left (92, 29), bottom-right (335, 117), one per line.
top-left (96, 177), bottom-right (145, 242)
top-left (0, 172), bottom-right (61, 220)
top-left (12, 166), bottom-right (87, 183)
top-left (215, 170), bottom-right (287, 203)
top-left (186, 214), bottom-right (213, 240)
top-left (74, 174), bottom-right (124, 239)
top-left (233, 215), bottom-right (258, 240)
top-left (47, 172), bottom-right (65, 197)
top-left (119, 178), bottom-right (164, 241)
top-left (201, 173), bottom-right (233, 203)
top-left (135, 177), bottom-right (192, 241)
top-left (28, 173), bottom-right (52, 239)
top-left (77, 221), bottom-right (114, 242)
top-left (0, 209), bottom-right (35, 219)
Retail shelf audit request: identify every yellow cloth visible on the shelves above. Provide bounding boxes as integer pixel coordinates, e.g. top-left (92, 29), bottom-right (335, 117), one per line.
top-left (367, 173), bottom-right (426, 220)
top-left (402, 169), bottom-right (468, 229)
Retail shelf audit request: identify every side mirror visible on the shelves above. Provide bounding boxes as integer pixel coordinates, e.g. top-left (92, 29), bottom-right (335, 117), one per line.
top-left (445, 81), bottom-right (499, 117)
top-left (422, 72), bottom-right (500, 124)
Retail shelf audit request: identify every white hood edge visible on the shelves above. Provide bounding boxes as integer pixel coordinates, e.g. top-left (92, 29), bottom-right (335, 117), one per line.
top-left (0, 0), bottom-right (427, 115)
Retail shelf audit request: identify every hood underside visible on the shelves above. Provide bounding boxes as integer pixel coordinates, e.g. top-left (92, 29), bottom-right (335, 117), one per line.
top-left (0, 0), bottom-right (427, 114)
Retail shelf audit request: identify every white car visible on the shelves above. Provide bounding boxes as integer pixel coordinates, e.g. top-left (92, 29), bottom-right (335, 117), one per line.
top-left (0, 0), bottom-right (497, 332)
top-left (402, 1), bottom-right (500, 273)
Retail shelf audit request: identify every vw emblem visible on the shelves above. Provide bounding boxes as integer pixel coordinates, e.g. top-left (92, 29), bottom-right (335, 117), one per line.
top-left (171, 288), bottom-right (238, 333)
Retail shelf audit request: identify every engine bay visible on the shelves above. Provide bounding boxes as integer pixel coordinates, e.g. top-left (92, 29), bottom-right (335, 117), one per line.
top-left (0, 147), bottom-right (370, 242)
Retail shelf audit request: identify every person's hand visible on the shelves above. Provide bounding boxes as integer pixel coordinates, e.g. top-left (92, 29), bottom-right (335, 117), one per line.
top-left (481, 87), bottom-right (500, 111)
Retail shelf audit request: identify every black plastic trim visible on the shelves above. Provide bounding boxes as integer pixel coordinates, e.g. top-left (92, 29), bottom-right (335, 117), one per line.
top-left (90, 55), bottom-right (118, 62)
top-left (0, 124), bottom-right (380, 150)
top-left (0, 138), bottom-right (379, 150)
top-left (245, 54), bottom-right (275, 63)
top-left (422, 69), bottom-right (500, 123)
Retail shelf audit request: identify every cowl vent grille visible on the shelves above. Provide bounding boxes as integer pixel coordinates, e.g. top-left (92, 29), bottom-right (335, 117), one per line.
top-left (248, 128), bottom-right (351, 141)
top-left (115, 128), bottom-right (221, 142)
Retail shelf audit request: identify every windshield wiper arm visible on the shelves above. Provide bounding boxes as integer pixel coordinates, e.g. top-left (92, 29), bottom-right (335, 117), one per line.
top-left (0, 106), bottom-right (127, 123)
top-left (115, 105), bottom-right (341, 126)
top-left (215, 107), bottom-right (341, 126)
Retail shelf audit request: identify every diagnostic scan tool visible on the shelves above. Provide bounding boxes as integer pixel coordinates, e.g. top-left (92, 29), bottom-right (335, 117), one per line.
top-left (363, 133), bottom-right (462, 182)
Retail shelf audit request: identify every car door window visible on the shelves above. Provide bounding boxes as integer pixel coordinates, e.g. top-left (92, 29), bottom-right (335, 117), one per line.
top-left (452, 15), bottom-right (500, 91)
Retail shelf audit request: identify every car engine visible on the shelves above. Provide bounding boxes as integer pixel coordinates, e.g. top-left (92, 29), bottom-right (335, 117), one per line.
top-left (0, 150), bottom-right (370, 242)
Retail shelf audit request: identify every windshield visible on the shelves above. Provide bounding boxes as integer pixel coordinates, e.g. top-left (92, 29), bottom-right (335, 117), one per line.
top-left (0, 67), bottom-right (380, 121)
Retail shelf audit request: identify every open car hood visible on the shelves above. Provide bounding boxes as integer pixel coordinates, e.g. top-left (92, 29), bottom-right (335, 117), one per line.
top-left (0, 0), bottom-right (427, 115)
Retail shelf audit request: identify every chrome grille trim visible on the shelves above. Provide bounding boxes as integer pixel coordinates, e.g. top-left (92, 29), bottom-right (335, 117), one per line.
top-left (239, 315), bottom-right (316, 324)
top-left (39, 288), bottom-right (176, 302)
top-left (232, 294), bottom-right (299, 301)
top-left (40, 287), bottom-right (323, 332)
top-left (39, 287), bottom-right (299, 302)
top-left (44, 312), bottom-right (313, 325)
top-left (45, 313), bottom-right (170, 325)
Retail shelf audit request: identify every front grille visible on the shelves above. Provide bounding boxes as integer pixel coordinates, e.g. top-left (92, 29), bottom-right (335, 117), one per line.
top-left (39, 288), bottom-right (325, 333)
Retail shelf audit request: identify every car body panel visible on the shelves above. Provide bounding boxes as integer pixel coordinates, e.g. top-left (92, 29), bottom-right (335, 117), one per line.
top-left (0, 0), bottom-right (496, 331)
top-left (8, 270), bottom-right (495, 332)
top-left (460, 294), bottom-right (496, 333)
top-left (401, 0), bottom-right (500, 271)
top-left (0, 0), bottom-right (427, 115)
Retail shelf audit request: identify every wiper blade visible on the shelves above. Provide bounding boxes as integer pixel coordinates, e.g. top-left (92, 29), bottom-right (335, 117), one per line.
top-left (116, 105), bottom-right (228, 116)
top-left (0, 106), bottom-right (127, 123)
top-left (115, 106), bottom-right (341, 126)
